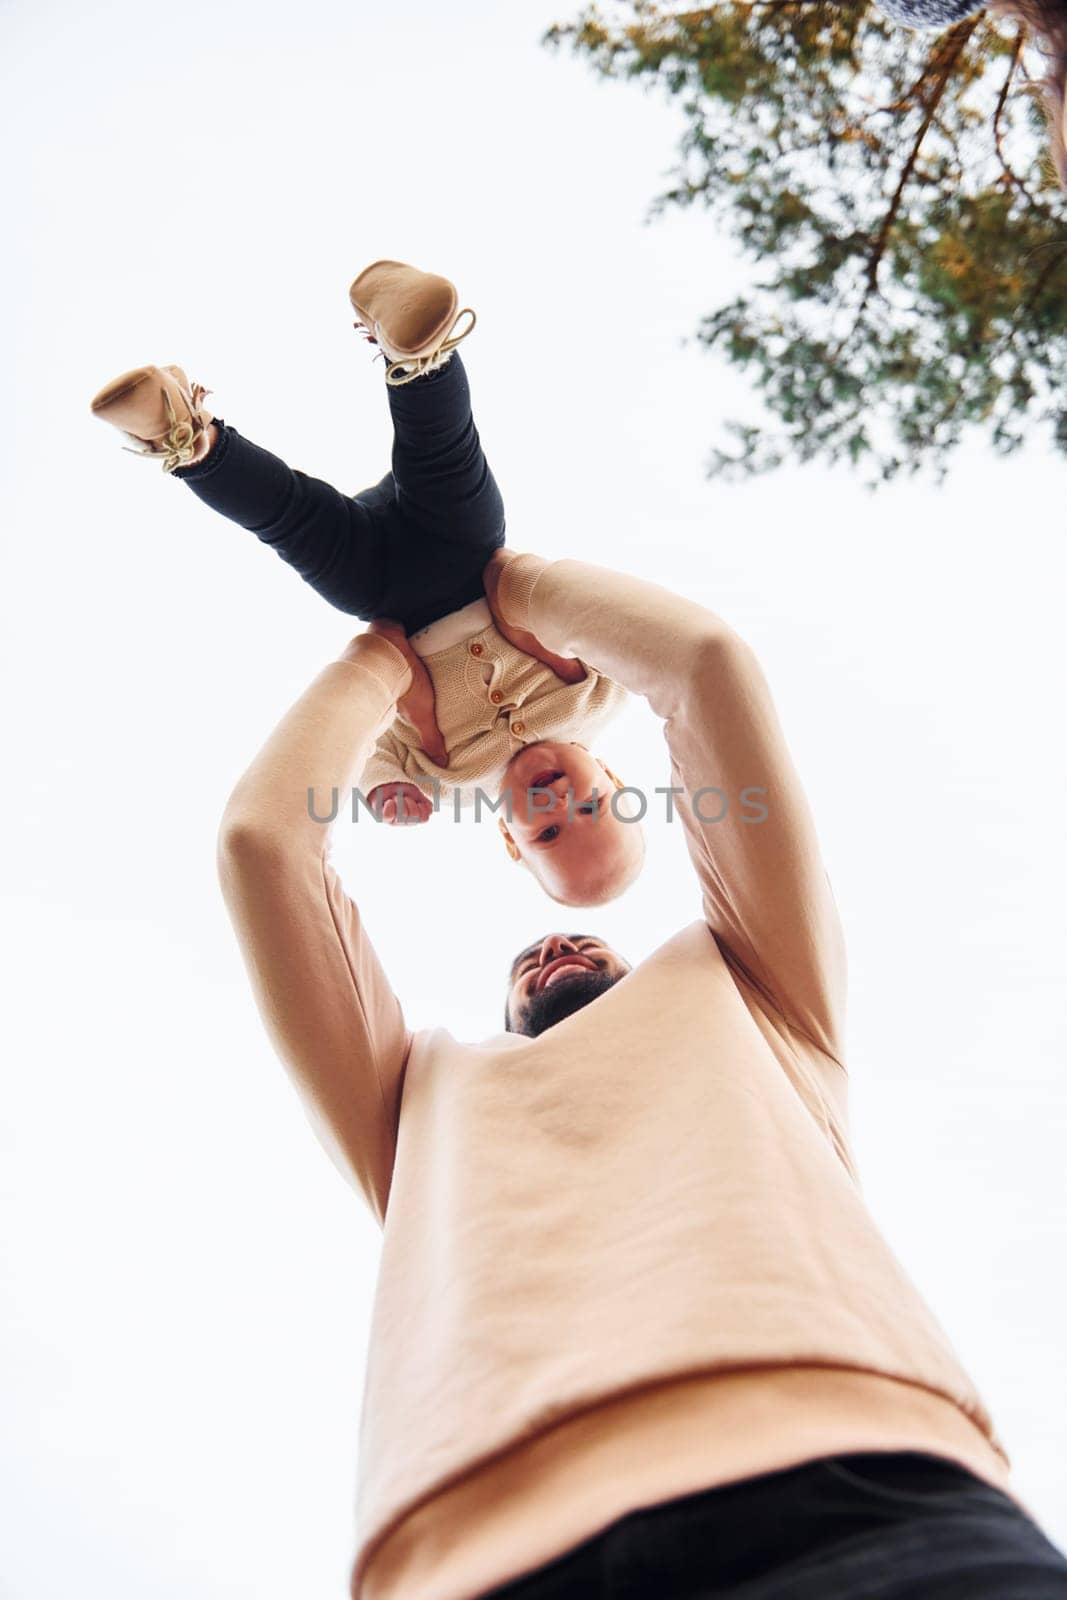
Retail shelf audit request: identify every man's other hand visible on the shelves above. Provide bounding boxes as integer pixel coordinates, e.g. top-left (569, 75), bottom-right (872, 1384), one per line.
top-left (366, 618), bottom-right (450, 767)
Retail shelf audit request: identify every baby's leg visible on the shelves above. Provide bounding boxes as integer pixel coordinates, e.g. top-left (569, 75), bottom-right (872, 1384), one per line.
top-left (173, 422), bottom-right (391, 618)
top-left (373, 351), bottom-right (506, 634)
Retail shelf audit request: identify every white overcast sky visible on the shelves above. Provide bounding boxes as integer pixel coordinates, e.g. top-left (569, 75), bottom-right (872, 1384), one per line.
top-left (2, 0), bottom-right (1066, 1593)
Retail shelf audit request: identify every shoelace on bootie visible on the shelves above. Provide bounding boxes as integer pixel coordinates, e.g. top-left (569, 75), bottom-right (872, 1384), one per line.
top-left (353, 308), bottom-right (477, 387)
top-left (121, 380), bottom-right (214, 473)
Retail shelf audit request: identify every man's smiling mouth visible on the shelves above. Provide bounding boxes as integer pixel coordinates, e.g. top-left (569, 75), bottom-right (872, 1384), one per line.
top-left (536, 955), bottom-right (596, 993)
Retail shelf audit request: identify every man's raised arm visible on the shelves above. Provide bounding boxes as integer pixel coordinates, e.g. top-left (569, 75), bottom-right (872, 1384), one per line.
top-left (217, 631), bottom-right (415, 1226)
top-left (490, 553), bottom-right (847, 1067)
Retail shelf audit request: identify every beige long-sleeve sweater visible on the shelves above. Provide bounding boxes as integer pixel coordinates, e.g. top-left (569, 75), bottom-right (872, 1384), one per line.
top-left (358, 597), bottom-right (628, 806)
top-left (217, 554), bottom-right (1023, 1600)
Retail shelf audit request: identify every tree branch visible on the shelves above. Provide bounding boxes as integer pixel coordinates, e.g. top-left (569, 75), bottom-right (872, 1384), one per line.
top-left (992, 30), bottom-right (1037, 202)
top-left (860, 20), bottom-right (981, 306)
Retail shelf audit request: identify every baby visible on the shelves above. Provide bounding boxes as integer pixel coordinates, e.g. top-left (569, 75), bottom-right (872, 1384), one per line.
top-left (89, 259), bottom-right (644, 907)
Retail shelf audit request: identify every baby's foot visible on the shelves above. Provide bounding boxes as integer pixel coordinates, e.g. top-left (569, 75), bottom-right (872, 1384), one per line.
top-left (348, 259), bottom-right (476, 387)
top-left (90, 365), bottom-right (215, 472)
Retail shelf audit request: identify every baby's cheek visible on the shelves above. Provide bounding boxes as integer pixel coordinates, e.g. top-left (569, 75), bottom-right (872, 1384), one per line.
top-left (510, 845), bottom-right (548, 893)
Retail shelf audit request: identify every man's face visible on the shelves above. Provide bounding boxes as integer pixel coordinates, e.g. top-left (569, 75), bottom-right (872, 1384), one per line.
top-left (505, 932), bottom-right (631, 1038)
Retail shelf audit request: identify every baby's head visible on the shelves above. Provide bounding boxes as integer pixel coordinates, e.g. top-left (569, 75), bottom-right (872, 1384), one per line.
top-left (496, 740), bottom-right (645, 907)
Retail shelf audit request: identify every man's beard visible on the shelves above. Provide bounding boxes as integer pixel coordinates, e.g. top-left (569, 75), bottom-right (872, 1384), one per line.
top-left (515, 968), bottom-right (621, 1038)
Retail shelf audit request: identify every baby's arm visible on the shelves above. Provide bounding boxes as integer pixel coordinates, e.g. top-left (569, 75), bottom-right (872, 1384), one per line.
top-left (359, 619), bottom-right (446, 825)
top-left (365, 619), bottom-right (448, 766)
top-left (362, 729), bottom-right (436, 826)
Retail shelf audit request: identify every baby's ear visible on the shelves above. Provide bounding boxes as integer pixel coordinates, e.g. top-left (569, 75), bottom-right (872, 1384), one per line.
top-left (595, 758), bottom-right (625, 790)
top-left (498, 816), bottom-right (522, 862)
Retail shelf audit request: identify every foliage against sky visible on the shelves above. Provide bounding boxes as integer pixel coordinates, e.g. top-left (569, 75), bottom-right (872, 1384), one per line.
top-left (546, 2), bottom-right (1067, 483)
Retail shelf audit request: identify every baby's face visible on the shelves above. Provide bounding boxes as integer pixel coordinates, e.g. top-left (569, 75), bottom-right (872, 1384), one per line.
top-left (497, 740), bottom-right (645, 906)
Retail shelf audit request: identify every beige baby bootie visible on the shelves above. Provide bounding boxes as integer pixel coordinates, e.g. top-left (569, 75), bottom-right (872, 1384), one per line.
top-left (90, 365), bottom-right (214, 471)
top-left (349, 259), bottom-right (476, 387)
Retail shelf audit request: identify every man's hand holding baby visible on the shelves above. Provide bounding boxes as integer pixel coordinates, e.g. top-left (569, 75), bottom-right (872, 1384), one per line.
top-left (482, 551), bottom-right (587, 687)
top-left (366, 618), bottom-right (449, 766)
